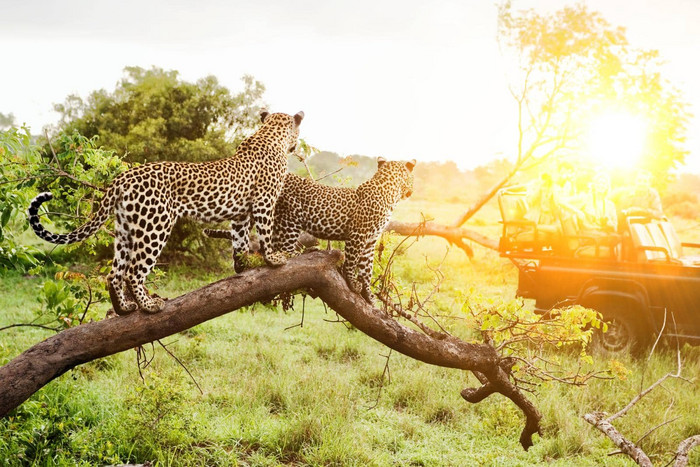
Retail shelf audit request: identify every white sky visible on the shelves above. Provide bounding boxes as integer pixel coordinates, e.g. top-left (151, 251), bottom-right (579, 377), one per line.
top-left (2, 0), bottom-right (700, 173)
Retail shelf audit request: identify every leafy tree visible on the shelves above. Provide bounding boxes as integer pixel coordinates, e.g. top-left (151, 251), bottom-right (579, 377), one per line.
top-left (455, 2), bottom-right (690, 229)
top-left (50, 66), bottom-right (267, 260)
top-left (0, 127), bottom-right (128, 273)
top-left (53, 66), bottom-right (266, 164)
top-left (497, 1), bottom-right (689, 183)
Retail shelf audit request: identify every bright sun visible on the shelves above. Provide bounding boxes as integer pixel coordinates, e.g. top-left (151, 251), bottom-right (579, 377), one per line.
top-left (586, 112), bottom-right (648, 168)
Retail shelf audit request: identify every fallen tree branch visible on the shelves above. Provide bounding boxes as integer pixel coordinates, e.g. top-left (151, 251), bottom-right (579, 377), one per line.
top-left (0, 250), bottom-right (540, 449)
top-left (583, 412), bottom-right (653, 467)
top-left (675, 435), bottom-right (700, 467)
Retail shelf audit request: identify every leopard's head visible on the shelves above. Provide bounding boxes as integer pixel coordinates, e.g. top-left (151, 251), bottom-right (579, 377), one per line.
top-left (377, 157), bottom-right (416, 201)
top-left (260, 110), bottom-right (305, 153)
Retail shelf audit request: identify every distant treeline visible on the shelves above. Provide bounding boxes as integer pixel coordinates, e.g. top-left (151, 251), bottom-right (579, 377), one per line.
top-left (289, 151), bottom-right (515, 204)
top-left (290, 152), bottom-right (700, 218)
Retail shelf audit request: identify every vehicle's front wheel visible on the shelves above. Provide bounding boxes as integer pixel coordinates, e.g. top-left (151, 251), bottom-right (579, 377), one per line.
top-left (589, 302), bottom-right (650, 357)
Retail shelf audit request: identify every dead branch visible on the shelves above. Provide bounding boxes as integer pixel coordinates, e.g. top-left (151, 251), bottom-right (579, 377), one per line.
top-left (583, 412), bottom-right (653, 467)
top-left (674, 435), bottom-right (700, 467)
top-left (385, 220), bottom-right (490, 254)
top-left (0, 250), bottom-right (540, 450)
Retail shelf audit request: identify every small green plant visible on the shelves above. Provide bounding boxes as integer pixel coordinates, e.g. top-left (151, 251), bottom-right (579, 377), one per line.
top-left (0, 390), bottom-right (121, 465)
top-left (125, 371), bottom-right (196, 449)
top-left (462, 291), bottom-right (610, 385)
top-left (35, 269), bottom-right (110, 329)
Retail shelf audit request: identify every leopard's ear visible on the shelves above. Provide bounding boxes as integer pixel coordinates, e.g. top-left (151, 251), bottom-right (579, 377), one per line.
top-left (294, 111), bottom-right (304, 127)
top-left (377, 157), bottom-right (387, 168)
top-left (260, 109), bottom-right (270, 123)
top-left (406, 159), bottom-right (416, 172)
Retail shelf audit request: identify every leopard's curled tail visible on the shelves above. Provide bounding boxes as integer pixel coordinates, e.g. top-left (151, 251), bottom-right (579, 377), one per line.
top-left (27, 186), bottom-right (118, 245)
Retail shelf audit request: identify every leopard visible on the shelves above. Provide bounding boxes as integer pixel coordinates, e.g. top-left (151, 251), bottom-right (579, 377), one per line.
top-left (27, 110), bottom-right (304, 314)
top-left (205, 157), bottom-right (416, 303)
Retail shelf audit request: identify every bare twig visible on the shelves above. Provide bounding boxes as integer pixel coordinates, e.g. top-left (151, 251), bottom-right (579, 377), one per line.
top-left (648, 308), bottom-right (667, 360)
top-left (608, 351), bottom-right (684, 423)
top-left (157, 339), bottom-right (203, 395)
top-left (315, 167), bottom-right (344, 182)
top-left (284, 294), bottom-right (306, 331)
top-left (635, 416), bottom-right (680, 447)
top-left (367, 350), bottom-right (392, 410)
top-left (295, 151), bottom-right (316, 181)
top-left (0, 323), bottom-right (62, 333)
top-left (79, 278), bottom-right (94, 324)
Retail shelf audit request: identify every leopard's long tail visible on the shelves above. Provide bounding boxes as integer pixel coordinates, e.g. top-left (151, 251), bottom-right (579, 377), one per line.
top-left (27, 186), bottom-right (118, 245)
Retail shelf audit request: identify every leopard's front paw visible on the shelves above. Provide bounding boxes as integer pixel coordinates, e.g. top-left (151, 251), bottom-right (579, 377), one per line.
top-left (233, 252), bottom-right (247, 274)
top-left (140, 297), bottom-right (165, 314)
top-left (118, 301), bottom-right (139, 315)
top-left (361, 288), bottom-right (375, 306)
top-left (108, 283), bottom-right (137, 316)
top-left (346, 277), bottom-right (362, 294)
top-left (265, 251), bottom-right (288, 267)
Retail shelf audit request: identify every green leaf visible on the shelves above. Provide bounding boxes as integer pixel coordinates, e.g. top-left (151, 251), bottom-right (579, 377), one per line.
top-left (0, 206), bottom-right (11, 228)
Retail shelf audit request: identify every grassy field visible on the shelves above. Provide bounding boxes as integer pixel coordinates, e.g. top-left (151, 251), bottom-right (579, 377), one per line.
top-left (1, 200), bottom-right (699, 466)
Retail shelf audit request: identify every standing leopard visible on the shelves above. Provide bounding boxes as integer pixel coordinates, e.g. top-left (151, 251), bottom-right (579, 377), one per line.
top-left (206, 157), bottom-right (415, 302)
top-left (27, 110), bottom-right (304, 314)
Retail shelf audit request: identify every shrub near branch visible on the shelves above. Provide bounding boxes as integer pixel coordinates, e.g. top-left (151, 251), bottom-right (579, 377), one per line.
top-left (0, 128), bottom-right (127, 271)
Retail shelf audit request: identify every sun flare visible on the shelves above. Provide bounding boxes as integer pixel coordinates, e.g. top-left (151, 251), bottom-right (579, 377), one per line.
top-left (586, 112), bottom-right (648, 169)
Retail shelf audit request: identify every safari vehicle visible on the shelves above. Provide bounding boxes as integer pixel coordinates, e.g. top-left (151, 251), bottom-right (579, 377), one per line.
top-left (497, 186), bottom-right (700, 354)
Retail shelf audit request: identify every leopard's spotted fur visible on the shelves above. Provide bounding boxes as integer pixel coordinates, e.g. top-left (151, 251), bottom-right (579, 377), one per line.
top-left (206, 158), bottom-right (415, 302)
top-left (28, 110), bottom-right (304, 314)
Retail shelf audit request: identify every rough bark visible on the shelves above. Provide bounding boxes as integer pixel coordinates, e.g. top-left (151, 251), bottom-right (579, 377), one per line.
top-left (583, 414), bottom-right (700, 467)
top-left (675, 435), bottom-right (700, 467)
top-left (0, 250), bottom-right (540, 449)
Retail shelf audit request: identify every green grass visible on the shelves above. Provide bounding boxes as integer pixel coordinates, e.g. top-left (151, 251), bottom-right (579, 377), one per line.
top-left (1, 201), bottom-right (699, 466)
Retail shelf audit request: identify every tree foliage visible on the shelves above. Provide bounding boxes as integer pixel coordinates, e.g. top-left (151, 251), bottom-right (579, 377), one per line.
top-left (53, 66), bottom-right (266, 164)
top-left (0, 127), bottom-right (128, 273)
top-left (498, 2), bottom-right (690, 183)
top-left (49, 66), bottom-right (268, 260)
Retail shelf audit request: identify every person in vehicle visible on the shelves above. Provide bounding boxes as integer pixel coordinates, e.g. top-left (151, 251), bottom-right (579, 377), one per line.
top-left (525, 173), bottom-right (560, 245)
top-left (617, 169), bottom-right (664, 219)
top-left (582, 172), bottom-right (617, 233)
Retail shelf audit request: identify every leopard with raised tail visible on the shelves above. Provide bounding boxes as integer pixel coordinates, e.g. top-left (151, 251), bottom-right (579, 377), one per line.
top-left (28, 110), bottom-right (304, 314)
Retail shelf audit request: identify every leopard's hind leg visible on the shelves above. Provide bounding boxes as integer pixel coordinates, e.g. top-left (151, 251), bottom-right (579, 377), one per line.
top-left (355, 234), bottom-right (380, 304)
top-left (272, 212), bottom-right (303, 256)
top-left (253, 198), bottom-right (287, 267)
top-left (107, 210), bottom-right (138, 315)
top-left (229, 213), bottom-right (252, 273)
top-left (343, 233), bottom-right (379, 305)
top-left (127, 209), bottom-right (175, 313)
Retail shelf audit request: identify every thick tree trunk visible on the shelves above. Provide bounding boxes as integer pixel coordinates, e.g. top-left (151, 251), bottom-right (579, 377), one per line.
top-left (0, 250), bottom-right (540, 449)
